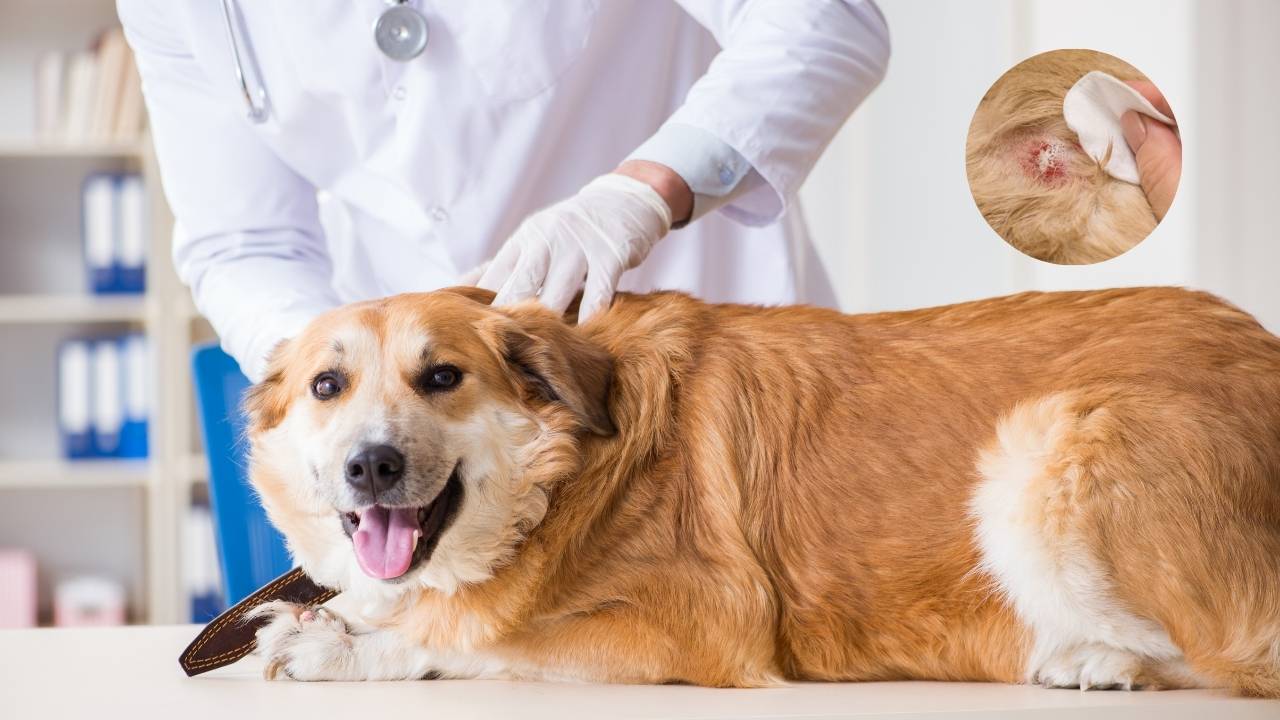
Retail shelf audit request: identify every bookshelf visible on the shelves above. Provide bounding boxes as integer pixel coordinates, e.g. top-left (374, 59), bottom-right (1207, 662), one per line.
top-left (0, 139), bottom-right (145, 159)
top-left (0, 459), bottom-right (150, 489)
top-left (0, 2), bottom-right (210, 626)
top-left (0, 293), bottom-right (149, 323)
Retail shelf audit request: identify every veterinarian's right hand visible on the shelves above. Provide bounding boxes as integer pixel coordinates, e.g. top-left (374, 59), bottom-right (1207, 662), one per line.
top-left (476, 171), bottom-right (675, 324)
top-left (1121, 81), bottom-right (1180, 221)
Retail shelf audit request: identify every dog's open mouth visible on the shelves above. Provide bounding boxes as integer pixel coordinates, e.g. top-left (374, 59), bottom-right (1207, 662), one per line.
top-left (339, 464), bottom-right (464, 581)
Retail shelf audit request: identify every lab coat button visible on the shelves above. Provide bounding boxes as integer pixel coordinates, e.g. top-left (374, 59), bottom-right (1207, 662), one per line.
top-left (393, 86), bottom-right (407, 101)
top-left (430, 206), bottom-right (449, 223)
top-left (718, 165), bottom-right (735, 185)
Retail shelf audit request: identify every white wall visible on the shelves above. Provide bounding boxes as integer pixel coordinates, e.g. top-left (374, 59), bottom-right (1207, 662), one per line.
top-left (1193, 0), bottom-right (1280, 332)
top-left (802, 0), bottom-right (1025, 314)
top-left (801, 0), bottom-right (1280, 330)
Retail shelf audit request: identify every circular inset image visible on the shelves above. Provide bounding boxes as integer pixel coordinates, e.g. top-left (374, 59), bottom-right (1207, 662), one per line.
top-left (966, 49), bottom-right (1181, 264)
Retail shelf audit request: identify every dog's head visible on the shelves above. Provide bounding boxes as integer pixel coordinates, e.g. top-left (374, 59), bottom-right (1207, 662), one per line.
top-left (244, 288), bottom-right (613, 599)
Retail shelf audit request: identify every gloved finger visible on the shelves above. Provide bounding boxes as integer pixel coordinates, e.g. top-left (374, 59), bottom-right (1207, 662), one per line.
top-left (457, 261), bottom-right (489, 286)
top-left (537, 246), bottom-right (588, 314)
top-left (493, 237), bottom-right (553, 307)
top-left (476, 241), bottom-right (522, 292)
top-left (577, 259), bottom-right (624, 324)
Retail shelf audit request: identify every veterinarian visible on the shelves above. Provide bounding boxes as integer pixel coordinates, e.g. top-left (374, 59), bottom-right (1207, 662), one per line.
top-left (119, 1), bottom-right (890, 381)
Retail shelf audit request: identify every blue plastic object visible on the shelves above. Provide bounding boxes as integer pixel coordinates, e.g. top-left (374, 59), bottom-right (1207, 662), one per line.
top-left (192, 344), bottom-right (292, 607)
top-left (117, 334), bottom-right (150, 459)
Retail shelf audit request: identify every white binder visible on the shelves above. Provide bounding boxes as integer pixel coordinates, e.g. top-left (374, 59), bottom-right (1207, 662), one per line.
top-left (120, 334), bottom-right (150, 458)
top-left (82, 175), bottom-right (117, 293)
top-left (91, 339), bottom-right (124, 456)
top-left (117, 175), bottom-right (147, 292)
top-left (58, 341), bottom-right (93, 459)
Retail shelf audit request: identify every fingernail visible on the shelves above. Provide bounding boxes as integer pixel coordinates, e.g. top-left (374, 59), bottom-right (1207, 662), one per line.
top-left (1121, 111), bottom-right (1147, 152)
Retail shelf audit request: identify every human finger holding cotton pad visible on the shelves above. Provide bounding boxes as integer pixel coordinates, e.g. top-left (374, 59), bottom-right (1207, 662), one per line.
top-left (1120, 82), bottom-right (1181, 221)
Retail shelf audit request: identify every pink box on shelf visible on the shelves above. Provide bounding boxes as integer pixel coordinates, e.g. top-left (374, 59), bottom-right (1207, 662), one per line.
top-left (53, 576), bottom-right (126, 627)
top-left (0, 549), bottom-right (38, 628)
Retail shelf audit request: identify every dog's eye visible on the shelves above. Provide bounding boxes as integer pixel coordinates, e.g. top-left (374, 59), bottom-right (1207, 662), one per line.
top-left (311, 372), bottom-right (344, 400)
top-left (421, 365), bottom-right (461, 392)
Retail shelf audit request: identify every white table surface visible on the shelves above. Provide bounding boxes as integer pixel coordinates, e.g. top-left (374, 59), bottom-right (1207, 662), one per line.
top-left (1, 625), bottom-right (1277, 719)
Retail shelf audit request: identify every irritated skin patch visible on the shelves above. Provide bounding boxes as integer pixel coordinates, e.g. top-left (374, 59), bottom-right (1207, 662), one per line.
top-left (1017, 136), bottom-right (1073, 186)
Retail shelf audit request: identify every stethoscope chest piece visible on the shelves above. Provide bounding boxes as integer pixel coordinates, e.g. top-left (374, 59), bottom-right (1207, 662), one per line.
top-left (375, 3), bottom-right (429, 61)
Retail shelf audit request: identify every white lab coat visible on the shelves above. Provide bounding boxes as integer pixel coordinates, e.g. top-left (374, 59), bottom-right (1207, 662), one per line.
top-left (118, 0), bottom-right (890, 380)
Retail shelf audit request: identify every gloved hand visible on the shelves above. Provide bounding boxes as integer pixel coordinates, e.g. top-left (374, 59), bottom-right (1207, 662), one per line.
top-left (476, 173), bottom-right (673, 323)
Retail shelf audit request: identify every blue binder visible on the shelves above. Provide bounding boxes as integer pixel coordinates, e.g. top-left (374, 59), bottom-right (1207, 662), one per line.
top-left (118, 334), bottom-right (149, 459)
top-left (81, 173), bottom-right (146, 295)
top-left (90, 338), bottom-right (124, 457)
top-left (192, 344), bottom-right (292, 607)
top-left (116, 175), bottom-right (147, 293)
top-left (82, 175), bottom-right (118, 294)
top-left (57, 339), bottom-right (94, 459)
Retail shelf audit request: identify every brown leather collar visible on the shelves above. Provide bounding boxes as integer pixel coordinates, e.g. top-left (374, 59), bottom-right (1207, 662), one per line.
top-left (179, 567), bottom-right (338, 677)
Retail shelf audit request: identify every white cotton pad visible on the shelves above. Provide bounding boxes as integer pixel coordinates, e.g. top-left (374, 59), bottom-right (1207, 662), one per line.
top-left (1062, 70), bottom-right (1174, 185)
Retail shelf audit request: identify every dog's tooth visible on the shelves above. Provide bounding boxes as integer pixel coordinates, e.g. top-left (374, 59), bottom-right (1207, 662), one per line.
top-left (412, 529), bottom-right (422, 551)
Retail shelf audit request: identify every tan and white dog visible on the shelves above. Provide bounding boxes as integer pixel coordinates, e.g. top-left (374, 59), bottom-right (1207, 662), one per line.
top-left (247, 287), bottom-right (1280, 696)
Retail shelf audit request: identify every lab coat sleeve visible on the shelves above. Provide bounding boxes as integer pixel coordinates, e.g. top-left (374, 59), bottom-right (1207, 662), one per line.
top-left (118, 0), bottom-right (340, 382)
top-left (627, 122), bottom-right (762, 226)
top-left (638, 0), bottom-right (890, 227)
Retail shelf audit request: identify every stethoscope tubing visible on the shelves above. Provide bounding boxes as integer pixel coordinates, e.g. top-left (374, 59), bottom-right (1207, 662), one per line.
top-left (220, 0), bottom-right (269, 124)
top-left (219, 0), bottom-right (426, 125)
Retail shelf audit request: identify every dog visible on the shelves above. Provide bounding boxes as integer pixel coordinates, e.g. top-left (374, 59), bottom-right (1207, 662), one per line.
top-left (247, 286), bottom-right (1280, 696)
top-left (966, 50), bottom-right (1167, 263)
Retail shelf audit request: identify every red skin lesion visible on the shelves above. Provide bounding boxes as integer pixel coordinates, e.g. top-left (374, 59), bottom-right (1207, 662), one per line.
top-left (1016, 136), bottom-right (1076, 186)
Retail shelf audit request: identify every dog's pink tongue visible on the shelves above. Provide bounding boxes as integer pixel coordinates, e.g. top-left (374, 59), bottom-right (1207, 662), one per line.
top-left (353, 506), bottom-right (419, 580)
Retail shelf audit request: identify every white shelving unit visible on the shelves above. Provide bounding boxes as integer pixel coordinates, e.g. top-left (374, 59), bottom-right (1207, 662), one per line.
top-left (1, 2), bottom-right (211, 625)
top-left (0, 293), bottom-right (149, 323)
top-left (0, 138), bottom-right (208, 625)
top-left (0, 139), bottom-right (144, 158)
top-left (0, 458), bottom-right (150, 489)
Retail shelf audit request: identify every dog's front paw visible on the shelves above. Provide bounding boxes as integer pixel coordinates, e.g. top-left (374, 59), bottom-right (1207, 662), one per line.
top-left (251, 601), bottom-right (355, 681)
top-left (1032, 644), bottom-right (1162, 691)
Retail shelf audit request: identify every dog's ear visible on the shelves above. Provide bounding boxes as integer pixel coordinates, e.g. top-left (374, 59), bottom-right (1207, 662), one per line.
top-left (439, 285), bottom-right (497, 305)
top-left (496, 305), bottom-right (615, 437)
top-left (243, 339), bottom-right (293, 432)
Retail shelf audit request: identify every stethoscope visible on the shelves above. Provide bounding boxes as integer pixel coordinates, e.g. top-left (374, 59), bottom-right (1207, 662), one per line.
top-left (219, 0), bottom-right (430, 124)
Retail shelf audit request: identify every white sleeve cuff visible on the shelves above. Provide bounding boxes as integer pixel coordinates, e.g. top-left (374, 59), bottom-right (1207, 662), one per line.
top-left (237, 305), bottom-right (329, 383)
top-left (626, 122), bottom-right (775, 227)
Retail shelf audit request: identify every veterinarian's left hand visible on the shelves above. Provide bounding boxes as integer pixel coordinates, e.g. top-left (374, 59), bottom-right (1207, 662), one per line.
top-left (476, 161), bottom-right (688, 323)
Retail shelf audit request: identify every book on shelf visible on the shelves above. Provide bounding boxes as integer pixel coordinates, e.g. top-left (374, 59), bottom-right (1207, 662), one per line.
top-left (89, 29), bottom-right (129, 141)
top-left (61, 51), bottom-right (99, 142)
top-left (34, 26), bottom-right (146, 145)
top-left (113, 55), bottom-right (145, 141)
top-left (184, 501), bottom-right (225, 622)
top-left (34, 52), bottom-right (64, 139)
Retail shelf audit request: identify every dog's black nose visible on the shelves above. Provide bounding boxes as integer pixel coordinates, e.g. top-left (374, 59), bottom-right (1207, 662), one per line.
top-left (345, 444), bottom-right (405, 498)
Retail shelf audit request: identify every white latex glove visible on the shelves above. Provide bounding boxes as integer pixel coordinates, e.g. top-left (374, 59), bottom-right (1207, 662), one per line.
top-left (476, 173), bottom-right (673, 322)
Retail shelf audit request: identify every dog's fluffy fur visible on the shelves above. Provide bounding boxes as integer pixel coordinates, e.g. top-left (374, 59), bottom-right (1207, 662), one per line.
top-left (246, 287), bottom-right (1280, 696)
top-left (966, 50), bottom-right (1165, 264)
